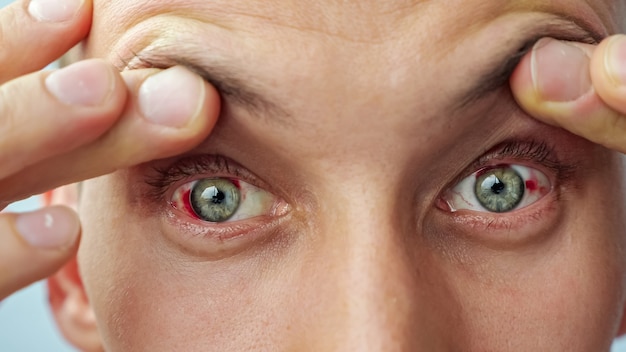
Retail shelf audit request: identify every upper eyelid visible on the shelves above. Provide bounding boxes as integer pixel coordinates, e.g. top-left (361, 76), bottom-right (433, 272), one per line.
top-left (442, 139), bottom-right (576, 196)
top-left (143, 154), bottom-right (269, 203)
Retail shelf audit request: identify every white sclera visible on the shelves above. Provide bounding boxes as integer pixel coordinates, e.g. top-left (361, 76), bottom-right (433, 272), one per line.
top-left (445, 165), bottom-right (550, 213)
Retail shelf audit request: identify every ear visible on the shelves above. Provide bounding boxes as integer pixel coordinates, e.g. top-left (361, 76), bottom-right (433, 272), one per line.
top-left (619, 309), bottom-right (626, 337)
top-left (45, 184), bottom-right (103, 352)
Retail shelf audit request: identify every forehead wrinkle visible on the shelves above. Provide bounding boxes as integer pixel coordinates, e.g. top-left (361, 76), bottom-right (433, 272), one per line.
top-left (100, 0), bottom-right (434, 47)
top-left (211, 0), bottom-right (436, 43)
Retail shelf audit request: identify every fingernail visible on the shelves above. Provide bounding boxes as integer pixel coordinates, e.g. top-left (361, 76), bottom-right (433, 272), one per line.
top-left (15, 207), bottom-right (79, 249)
top-left (28, 0), bottom-right (83, 22)
top-left (138, 66), bottom-right (205, 128)
top-left (605, 35), bottom-right (626, 86)
top-left (531, 38), bottom-right (592, 102)
top-left (46, 60), bottom-right (115, 107)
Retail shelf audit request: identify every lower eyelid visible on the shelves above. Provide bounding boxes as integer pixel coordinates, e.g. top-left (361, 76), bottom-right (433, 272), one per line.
top-left (159, 205), bottom-right (293, 260)
top-left (434, 190), bottom-right (560, 248)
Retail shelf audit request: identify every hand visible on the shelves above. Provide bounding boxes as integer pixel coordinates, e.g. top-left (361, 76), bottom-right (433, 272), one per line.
top-left (0, 0), bottom-right (220, 300)
top-left (510, 34), bottom-right (626, 153)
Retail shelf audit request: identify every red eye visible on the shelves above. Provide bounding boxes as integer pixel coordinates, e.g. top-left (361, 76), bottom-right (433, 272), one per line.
top-left (171, 177), bottom-right (283, 223)
top-left (441, 164), bottom-right (551, 213)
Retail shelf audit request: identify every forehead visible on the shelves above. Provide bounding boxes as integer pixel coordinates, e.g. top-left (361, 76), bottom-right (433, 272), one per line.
top-left (92, 0), bottom-right (615, 45)
top-left (85, 0), bottom-right (616, 166)
top-left (90, 0), bottom-right (608, 103)
top-left (89, 0), bottom-right (613, 102)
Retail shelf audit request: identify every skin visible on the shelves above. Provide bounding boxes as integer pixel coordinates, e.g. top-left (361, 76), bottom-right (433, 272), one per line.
top-left (3, 0), bottom-right (626, 351)
top-left (75, 0), bottom-right (626, 350)
top-left (0, 0), bottom-right (217, 300)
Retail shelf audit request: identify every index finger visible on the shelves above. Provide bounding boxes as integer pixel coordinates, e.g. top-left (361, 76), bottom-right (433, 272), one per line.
top-left (0, 0), bottom-right (92, 83)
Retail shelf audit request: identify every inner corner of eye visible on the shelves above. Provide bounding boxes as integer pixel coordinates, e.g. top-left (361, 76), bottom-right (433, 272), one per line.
top-left (440, 163), bottom-right (551, 214)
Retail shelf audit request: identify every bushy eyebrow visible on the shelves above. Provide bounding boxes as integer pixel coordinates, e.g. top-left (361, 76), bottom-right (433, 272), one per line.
top-left (121, 49), bottom-right (293, 126)
top-left (454, 17), bottom-right (601, 109)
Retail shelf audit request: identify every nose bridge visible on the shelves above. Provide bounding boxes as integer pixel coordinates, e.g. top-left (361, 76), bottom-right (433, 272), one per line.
top-left (340, 215), bottom-right (416, 351)
top-left (315, 180), bottom-right (426, 351)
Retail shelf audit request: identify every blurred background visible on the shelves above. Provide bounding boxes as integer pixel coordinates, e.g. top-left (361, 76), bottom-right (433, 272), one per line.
top-left (1, 0), bottom-right (626, 350)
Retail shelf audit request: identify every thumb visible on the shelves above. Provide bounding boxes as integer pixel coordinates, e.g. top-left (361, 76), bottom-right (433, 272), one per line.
top-left (510, 36), bottom-right (626, 153)
top-left (0, 205), bottom-right (80, 301)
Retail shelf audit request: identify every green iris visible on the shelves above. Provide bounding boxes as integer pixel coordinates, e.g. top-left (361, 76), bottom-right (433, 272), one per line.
top-left (474, 167), bottom-right (524, 213)
top-left (190, 178), bottom-right (241, 222)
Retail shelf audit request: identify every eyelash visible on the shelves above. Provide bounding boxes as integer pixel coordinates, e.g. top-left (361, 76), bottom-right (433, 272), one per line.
top-left (436, 139), bottom-right (576, 230)
top-left (464, 139), bottom-right (575, 183)
top-left (145, 155), bottom-right (258, 203)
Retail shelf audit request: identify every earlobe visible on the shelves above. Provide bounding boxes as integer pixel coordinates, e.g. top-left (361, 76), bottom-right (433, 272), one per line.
top-left (45, 184), bottom-right (103, 351)
top-left (618, 304), bottom-right (626, 337)
top-left (48, 259), bottom-right (103, 352)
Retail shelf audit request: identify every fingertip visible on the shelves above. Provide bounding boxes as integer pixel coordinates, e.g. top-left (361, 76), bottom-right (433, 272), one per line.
top-left (510, 47), bottom-right (558, 124)
top-left (15, 205), bottom-right (80, 250)
top-left (26, 0), bottom-right (91, 25)
top-left (0, 206), bottom-right (80, 300)
top-left (143, 74), bottom-right (221, 156)
top-left (510, 38), bottom-right (604, 126)
top-left (37, 59), bottom-right (129, 145)
top-left (0, 0), bottom-right (93, 80)
top-left (137, 66), bottom-right (212, 129)
top-left (121, 66), bottom-right (221, 155)
top-left (590, 34), bottom-right (626, 115)
top-left (511, 37), bottom-right (626, 153)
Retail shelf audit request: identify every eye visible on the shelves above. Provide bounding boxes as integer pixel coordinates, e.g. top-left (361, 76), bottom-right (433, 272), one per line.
top-left (442, 164), bottom-right (551, 213)
top-left (170, 178), bottom-right (279, 222)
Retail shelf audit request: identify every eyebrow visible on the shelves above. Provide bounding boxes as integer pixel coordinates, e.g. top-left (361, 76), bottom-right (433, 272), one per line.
top-left (454, 17), bottom-right (602, 109)
top-left (121, 16), bottom-right (602, 122)
top-left (121, 49), bottom-right (292, 125)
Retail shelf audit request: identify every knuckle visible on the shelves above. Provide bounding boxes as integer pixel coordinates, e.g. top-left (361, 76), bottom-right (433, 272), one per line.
top-left (0, 86), bottom-right (17, 137)
top-left (0, 84), bottom-right (28, 171)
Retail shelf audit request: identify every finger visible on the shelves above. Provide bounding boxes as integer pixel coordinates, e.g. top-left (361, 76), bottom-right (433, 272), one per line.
top-left (0, 59), bottom-right (127, 181)
top-left (0, 66), bottom-right (221, 202)
top-left (0, 205), bottom-right (79, 301)
top-left (510, 37), bottom-right (626, 153)
top-left (0, 0), bottom-right (92, 83)
top-left (589, 34), bottom-right (626, 116)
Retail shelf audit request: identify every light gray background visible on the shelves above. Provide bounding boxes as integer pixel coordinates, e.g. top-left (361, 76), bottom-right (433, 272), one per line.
top-left (0, 0), bottom-right (626, 350)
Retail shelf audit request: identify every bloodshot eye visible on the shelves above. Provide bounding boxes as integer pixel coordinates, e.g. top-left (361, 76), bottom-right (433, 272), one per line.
top-left (441, 164), bottom-right (551, 213)
top-left (170, 178), bottom-right (282, 223)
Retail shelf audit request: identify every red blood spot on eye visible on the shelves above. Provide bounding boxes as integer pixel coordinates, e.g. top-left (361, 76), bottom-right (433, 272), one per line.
top-left (182, 189), bottom-right (197, 217)
top-left (229, 179), bottom-right (241, 189)
top-left (525, 179), bottom-right (537, 192)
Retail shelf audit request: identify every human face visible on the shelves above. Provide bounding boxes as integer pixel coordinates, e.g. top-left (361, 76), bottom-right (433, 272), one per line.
top-left (77, 0), bottom-right (626, 350)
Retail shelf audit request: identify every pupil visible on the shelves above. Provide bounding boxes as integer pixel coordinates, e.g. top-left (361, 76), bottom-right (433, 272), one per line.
top-left (202, 186), bottom-right (226, 204)
top-left (212, 190), bottom-right (225, 203)
top-left (490, 178), bottom-right (505, 194)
